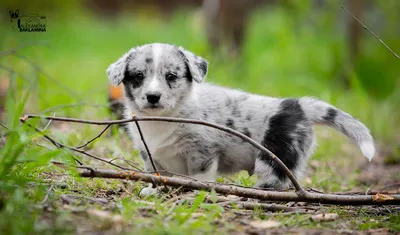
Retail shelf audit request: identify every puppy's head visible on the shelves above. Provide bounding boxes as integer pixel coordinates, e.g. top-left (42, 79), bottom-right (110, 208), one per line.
top-left (107, 43), bottom-right (208, 116)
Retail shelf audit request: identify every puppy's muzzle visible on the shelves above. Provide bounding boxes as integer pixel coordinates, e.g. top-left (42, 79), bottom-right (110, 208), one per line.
top-left (146, 92), bottom-right (161, 105)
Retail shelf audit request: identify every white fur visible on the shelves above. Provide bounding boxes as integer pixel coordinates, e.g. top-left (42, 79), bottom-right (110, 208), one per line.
top-left (360, 141), bottom-right (376, 161)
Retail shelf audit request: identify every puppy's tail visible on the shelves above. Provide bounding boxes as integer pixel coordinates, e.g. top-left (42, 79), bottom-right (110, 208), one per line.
top-left (299, 97), bottom-right (375, 161)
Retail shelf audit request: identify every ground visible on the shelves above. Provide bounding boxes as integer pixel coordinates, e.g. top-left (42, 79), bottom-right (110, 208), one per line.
top-left (2, 122), bottom-right (398, 235)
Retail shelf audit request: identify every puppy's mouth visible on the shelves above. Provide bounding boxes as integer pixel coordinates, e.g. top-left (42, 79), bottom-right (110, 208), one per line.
top-left (145, 104), bottom-right (163, 109)
top-left (142, 104), bottom-right (166, 115)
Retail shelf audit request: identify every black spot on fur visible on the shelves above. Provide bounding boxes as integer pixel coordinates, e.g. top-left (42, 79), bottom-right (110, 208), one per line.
top-left (231, 99), bottom-right (241, 117)
top-left (225, 98), bottom-right (232, 107)
top-left (246, 114), bottom-right (252, 121)
top-left (195, 61), bottom-right (208, 77)
top-left (239, 94), bottom-right (249, 101)
top-left (323, 108), bottom-right (350, 136)
top-left (123, 83), bottom-right (135, 101)
top-left (145, 58), bottom-right (152, 63)
top-left (184, 62), bottom-right (193, 82)
top-left (176, 66), bottom-right (181, 71)
top-left (258, 98), bottom-right (306, 181)
top-left (198, 146), bottom-right (210, 156)
top-left (323, 108), bottom-right (337, 124)
top-left (226, 118), bottom-right (235, 129)
top-left (123, 69), bottom-right (143, 89)
top-left (242, 128), bottom-right (252, 138)
top-left (177, 50), bottom-right (193, 82)
top-left (199, 158), bottom-right (213, 172)
top-left (203, 111), bottom-right (208, 119)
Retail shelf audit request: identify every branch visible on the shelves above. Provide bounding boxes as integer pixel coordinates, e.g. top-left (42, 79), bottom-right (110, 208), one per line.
top-left (42, 112), bottom-right (55, 131)
top-left (79, 168), bottom-right (400, 205)
top-left (342, 6), bottom-right (400, 59)
top-left (76, 124), bottom-right (111, 149)
top-left (20, 118), bottom-right (137, 170)
top-left (23, 114), bottom-right (305, 194)
top-left (134, 119), bottom-right (158, 173)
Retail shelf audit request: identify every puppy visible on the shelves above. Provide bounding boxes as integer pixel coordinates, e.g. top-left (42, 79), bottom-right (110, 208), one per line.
top-left (107, 43), bottom-right (375, 194)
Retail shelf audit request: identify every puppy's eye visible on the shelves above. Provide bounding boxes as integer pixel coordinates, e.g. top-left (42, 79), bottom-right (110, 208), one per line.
top-left (166, 73), bottom-right (177, 82)
top-left (133, 73), bottom-right (144, 81)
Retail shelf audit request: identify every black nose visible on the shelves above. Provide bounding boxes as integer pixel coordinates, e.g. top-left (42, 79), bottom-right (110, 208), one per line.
top-left (146, 93), bottom-right (161, 104)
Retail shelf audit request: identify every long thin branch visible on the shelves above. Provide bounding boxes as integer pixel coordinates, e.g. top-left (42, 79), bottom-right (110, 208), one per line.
top-left (22, 115), bottom-right (305, 195)
top-left (134, 120), bottom-right (158, 173)
top-left (342, 6), bottom-right (400, 59)
top-left (20, 121), bottom-right (83, 165)
top-left (79, 168), bottom-right (400, 205)
top-left (76, 124), bottom-right (111, 149)
top-left (20, 119), bottom-right (138, 170)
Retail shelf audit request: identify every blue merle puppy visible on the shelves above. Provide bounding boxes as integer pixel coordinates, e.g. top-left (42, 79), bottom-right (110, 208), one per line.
top-left (107, 43), bottom-right (375, 195)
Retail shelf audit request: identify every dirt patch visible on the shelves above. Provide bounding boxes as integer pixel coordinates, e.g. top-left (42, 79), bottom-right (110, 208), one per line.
top-left (357, 144), bottom-right (400, 193)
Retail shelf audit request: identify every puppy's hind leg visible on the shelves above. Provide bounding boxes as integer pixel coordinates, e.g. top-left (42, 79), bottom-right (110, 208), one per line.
top-left (187, 153), bottom-right (219, 182)
top-left (253, 158), bottom-right (289, 190)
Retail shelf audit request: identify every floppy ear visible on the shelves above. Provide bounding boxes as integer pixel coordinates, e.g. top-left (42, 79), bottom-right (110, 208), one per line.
top-left (178, 47), bottom-right (208, 83)
top-left (106, 48), bottom-right (135, 86)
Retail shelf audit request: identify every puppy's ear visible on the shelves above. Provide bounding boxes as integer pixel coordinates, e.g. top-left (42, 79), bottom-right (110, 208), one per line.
top-left (178, 47), bottom-right (208, 83)
top-left (106, 48), bottom-right (135, 86)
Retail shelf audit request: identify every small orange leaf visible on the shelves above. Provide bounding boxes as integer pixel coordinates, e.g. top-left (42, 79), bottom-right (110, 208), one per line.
top-left (163, 178), bottom-right (167, 183)
top-left (372, 193), bottom-right (395, 202)
top-left (154, 173), bottom-right (160, 177)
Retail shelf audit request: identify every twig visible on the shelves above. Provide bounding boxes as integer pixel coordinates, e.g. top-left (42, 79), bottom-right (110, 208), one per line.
top-left (0, 122), bottom-right (8, 130)
top-left (40, 184), bottom-right (54, 204)
top-left (61, 194), bottom-right (109, 205)
top-left (50, 160), bottom-right (96, 174)
top-left (76, 124), bottom-right (111, 149)
top-left (23, 114), bottom-right (305, 195)
top-left (42, 112), bottom-right (55, 131)
top-left (108, 157), bottom-right (143, 172)
top-left (235, 202), bottom-right (316, 213)
top-left (133, 119), bottom-right (158, 173)
top-left (342, 6), bottom-right (400, 59)
top-left (20, 119), bottom-right (137, 170)
top-left (79, 168), bottom-right (400, 205)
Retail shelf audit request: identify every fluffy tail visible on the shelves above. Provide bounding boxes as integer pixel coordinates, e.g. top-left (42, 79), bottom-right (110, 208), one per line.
top-left (299, 97), bottom-right (375, 161)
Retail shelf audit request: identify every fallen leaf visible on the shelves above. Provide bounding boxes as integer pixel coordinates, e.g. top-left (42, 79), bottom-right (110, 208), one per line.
top-left (191, 212), bottom-right (206, 219)
top-left (372, 193), bottom-right (395, 202)
top-left (249, 220), bottom-right (281, 229)
top-left (311, 213), bottom-right (338, 222)
top-left (87, 209), bottom-right (124, 230)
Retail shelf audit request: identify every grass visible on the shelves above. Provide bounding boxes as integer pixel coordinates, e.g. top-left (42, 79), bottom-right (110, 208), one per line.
top-left (0, 2), bottom-right (400, 234)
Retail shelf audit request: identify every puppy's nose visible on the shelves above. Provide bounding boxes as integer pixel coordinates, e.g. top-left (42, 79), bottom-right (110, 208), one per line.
top-left (146, 93), bottom-right (161, 104)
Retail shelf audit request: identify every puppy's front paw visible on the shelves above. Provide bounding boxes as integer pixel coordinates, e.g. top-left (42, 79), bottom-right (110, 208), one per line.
top-left (139, 185), bottom-right (159, 197)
